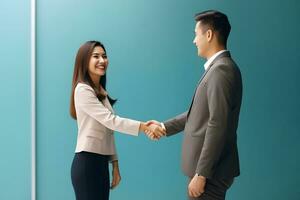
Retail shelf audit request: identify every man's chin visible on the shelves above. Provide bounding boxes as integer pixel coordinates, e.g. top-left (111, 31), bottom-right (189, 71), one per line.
top-left (197, 51), bottom-right (206, 58)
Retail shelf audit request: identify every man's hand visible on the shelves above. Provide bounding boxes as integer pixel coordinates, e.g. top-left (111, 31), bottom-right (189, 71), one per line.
top-left (188, 174), bottom-right (206, 198)
top-left (144, 120), bottom-right (166, 140)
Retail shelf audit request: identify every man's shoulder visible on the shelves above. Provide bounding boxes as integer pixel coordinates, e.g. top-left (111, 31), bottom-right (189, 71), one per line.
top-left (213, 56), bottom-right (240, 73)
top-left (207, 58), bottom-right (241, 85)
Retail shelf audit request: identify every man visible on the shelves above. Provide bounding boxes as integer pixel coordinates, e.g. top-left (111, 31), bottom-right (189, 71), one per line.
top-left (147, 10), bottom-right (243, 200)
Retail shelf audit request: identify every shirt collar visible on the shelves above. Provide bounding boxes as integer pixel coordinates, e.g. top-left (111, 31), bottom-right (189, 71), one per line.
top-left (204, 50), bottom-right (228, 70)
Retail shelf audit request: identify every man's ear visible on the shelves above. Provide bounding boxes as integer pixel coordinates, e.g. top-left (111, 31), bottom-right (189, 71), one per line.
top-left (206, 29), bottom-right (213, 42)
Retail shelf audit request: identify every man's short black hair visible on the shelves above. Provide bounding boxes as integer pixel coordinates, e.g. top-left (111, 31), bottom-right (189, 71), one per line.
top-left (195, 10), bottom-right (231, 47)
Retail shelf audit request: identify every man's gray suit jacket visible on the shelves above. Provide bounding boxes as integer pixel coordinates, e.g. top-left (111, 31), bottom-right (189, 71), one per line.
top-left (164, 51), bottom-right (242, 179)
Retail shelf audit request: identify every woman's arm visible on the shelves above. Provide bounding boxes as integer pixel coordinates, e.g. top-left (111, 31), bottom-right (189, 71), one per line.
top-left (75, 84), bottom-right (140, 136)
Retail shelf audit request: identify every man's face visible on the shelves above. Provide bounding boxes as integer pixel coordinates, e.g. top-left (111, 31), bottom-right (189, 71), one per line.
top-left (193, 21), bottom-right (209, 58)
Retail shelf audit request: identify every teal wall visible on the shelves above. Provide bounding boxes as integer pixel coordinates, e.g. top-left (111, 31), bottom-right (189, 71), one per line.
top-left (1, 0), bottom-right (300, 199)
top-left (0, 0), bottom-right (31, 199)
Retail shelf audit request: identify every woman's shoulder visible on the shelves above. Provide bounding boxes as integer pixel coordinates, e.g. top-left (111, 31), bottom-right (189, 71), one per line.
top-left (75, 82), bottom-right (94, 94)
top-left (76, 82), bottom-right (92, 89)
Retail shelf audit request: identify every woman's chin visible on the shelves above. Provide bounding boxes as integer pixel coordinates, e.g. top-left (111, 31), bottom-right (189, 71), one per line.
top-left (99, 71), bottom-right (106, 76)
top-left (95, 69), bottom-right (106, 76)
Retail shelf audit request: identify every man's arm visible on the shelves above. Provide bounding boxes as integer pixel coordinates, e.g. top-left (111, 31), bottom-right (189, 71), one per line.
top-left (145, 111), bottom-right (188, 140)
top-left (195, 66), bottom-right (233, 178)
top-left (163, 111), bottom-right (188, 136)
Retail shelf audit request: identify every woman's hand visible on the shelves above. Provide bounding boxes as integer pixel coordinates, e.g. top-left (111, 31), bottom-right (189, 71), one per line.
top-left (111, 161), bottom-right (121, 189)
top-left (139, 122), bottom-right (166, 140)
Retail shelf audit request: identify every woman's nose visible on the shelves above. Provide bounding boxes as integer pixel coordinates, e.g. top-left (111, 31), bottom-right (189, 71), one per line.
top-left (99, 57), bottom-right (104, 63)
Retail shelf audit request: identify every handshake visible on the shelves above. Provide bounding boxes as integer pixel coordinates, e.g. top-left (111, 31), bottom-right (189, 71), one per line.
top-left (142, 120), bottom-right (166, 140)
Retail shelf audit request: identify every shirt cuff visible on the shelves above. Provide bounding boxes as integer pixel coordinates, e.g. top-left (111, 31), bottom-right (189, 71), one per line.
top-left (160, 122), bottom-right (166, 130)
top-left (109, 154), bottom-right (118, 162)
top-left (195, 173), bottom-right (206, 179)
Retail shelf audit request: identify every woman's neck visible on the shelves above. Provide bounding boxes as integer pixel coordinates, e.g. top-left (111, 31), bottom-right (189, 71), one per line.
top-left (90, 75), bottom-right (100, 88)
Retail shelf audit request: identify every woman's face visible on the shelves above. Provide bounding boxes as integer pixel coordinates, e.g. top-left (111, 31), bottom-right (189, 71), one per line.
top-left (88, 46), bottom-right (108, 79)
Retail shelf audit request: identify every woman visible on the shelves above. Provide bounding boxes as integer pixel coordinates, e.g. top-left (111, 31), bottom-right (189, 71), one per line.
top-left (70, 41), bottom-right (165, 200)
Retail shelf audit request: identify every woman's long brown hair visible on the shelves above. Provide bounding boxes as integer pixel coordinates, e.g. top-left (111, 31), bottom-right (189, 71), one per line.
top-left (70, 41), bottom-right (116, 120)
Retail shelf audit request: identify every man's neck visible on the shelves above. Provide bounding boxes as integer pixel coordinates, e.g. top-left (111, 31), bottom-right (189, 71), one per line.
top-left (205, 46), bottom-right (226, 60)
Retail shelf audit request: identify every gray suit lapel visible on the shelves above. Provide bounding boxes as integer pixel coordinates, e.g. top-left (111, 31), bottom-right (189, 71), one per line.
top-left (187, 51), bottom-right (231, 117)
